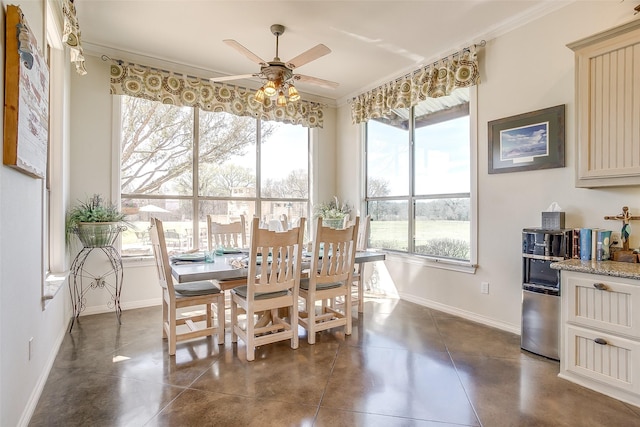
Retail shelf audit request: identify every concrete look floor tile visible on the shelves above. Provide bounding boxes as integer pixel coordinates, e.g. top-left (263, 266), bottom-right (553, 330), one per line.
top-left (452, 352), bottom-right (640, 427)
top-left (146, 388), bottom-right (317, 426)
top-left (434, 315), bottom-right (522, 358)
top-left (190, 339), bottom-right (339, 405)
top-left (320, 345), bottom-right (480, 426)
top-left (347, 307), bottom-right (447, 353)
top-left (29, 369), bottom-right (184, 427)
top-left (315, 407), bottom-right (470, 427)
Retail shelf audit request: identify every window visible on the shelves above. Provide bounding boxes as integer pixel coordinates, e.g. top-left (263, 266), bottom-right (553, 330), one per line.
top-left (365, 88), bottom-right (473, 262)
top-left (43, 2), bottom-right (67, 304)
top-left (119, 96), bottom-right (309, 257)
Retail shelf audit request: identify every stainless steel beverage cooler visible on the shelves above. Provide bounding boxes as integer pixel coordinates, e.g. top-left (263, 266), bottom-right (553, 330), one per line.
top-left (521, 228), bottom-right (572, 360)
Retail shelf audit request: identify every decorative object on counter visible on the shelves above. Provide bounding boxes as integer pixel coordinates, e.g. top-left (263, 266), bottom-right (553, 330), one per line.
top-left (488, 104), bottom-right (565, 174)
top-left (541, 202), bottom-right (565, 229)
top-left (313, 196), bottom-right (351, 229)
top-left (66, 194), bottom-right (128, 248)
top-left (596, 230), bottom-right (612, 261)
top-left (579, 228), bottom-right (592, 261)
top-left (604, 206), bottom-right (640, 255)
top-left (542, 212), bottom-right (565, 229)
top-left (571, 228), bottom-right (580, 259)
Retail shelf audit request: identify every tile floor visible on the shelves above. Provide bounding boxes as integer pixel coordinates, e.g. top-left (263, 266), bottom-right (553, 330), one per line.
top-left (30, 297), bottom-right (640, 426)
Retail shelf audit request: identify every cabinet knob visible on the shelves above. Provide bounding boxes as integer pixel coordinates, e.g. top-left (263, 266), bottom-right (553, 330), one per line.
top-left (593, 283), bottom-right (609, 291)
top-left (594, 338), bottom-right (608, 345)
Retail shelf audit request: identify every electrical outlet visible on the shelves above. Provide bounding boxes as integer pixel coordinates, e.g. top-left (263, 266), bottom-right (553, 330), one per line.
top-left (611, 231), bottom-right (622, 248)
top-left (480, 281), bottom-right (489, 294)
top-left (28, 337), bottom-right (33, 361)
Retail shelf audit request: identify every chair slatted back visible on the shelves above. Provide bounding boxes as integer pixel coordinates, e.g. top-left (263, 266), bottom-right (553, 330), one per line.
top-left (149, 217), bottom-right (175, 294)
top-left (356, 215), bottom-right (371, 251)
top-left (207, 215), bottom-right (246, 250)
top-left (245, 217), bottom-right (306, 301)
top-left (311, 216), bottom-right (359, 287)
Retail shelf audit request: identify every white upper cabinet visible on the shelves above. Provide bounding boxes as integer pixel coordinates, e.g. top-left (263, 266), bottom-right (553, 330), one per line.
top-left (568, 19), bottom-right (640, 187)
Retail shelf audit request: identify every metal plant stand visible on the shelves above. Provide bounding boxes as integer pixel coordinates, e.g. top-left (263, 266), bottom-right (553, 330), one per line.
top-left (68, 224), bottom-right (125, 332)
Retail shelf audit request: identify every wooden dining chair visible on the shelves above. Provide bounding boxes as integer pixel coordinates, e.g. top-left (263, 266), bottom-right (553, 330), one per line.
top-left (230, 217), bottom-right (306, 361)
top-left (149, 217), bottom-right (225, 355)
top-left (206, 214), bottom-right (248, 292)
top-left (298, 216), bottom-right (359, 344)
top-left (207, 214), bottom-right (247, 250)
top-left (352, 215), bottom-right (371, 313)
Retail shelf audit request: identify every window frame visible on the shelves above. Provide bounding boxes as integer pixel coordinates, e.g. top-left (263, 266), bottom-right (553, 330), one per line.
top-left (363, 87), bottom-right (478, 273)
top-left (43, 1), bottom-right (68, 306)
top-left (114, 96), bottom-right (311, 259)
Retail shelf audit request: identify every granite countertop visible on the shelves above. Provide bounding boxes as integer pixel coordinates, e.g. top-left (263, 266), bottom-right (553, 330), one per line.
top-left (550, 258), bottom-right (640, 280)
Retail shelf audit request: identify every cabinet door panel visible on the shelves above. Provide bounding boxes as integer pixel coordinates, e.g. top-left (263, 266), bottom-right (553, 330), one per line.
top-left (566, 325), bottom-right (639, 393)
top-left (566, 272), bottom-right (640, 339)
top-left (569, 20), bottom-right (640, 187)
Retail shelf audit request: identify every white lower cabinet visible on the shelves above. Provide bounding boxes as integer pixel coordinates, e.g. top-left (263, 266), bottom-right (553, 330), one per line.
top-left (565, 325), bottom-right (640, 393)
top-left (560, 270), bottom-right (640, 407)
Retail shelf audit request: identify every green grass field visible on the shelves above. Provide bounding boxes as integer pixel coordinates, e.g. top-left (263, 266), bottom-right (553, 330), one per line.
top-left (370, 220), bottom-right (470, 254)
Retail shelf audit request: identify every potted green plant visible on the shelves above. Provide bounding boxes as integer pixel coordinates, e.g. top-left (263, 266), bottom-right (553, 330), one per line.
top-left (66, 194), bottom-right (128, 248)
top-left (313, 196), bottom-right (351, 229)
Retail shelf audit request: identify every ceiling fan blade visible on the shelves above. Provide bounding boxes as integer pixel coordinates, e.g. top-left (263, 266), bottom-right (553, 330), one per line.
top-left (223, 39), bottom-right (267, 66)
top-left (210, 74), bottom-right (257, 83)
top-left (294, 74), bottom-right (339, 89)
top-left (286, 44), bottom-right (331, 69)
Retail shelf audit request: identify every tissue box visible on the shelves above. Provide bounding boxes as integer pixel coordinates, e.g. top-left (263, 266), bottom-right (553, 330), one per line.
top-left (542, 212), bottom-right (565, 229)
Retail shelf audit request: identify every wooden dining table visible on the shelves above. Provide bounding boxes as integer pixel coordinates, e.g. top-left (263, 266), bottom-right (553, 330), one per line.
top-left (170, 250), bottom-right (386, 284)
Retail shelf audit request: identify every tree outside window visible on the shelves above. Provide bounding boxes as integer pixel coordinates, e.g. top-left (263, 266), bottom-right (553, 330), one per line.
top-left (119, 96), bottom-right (309, 256)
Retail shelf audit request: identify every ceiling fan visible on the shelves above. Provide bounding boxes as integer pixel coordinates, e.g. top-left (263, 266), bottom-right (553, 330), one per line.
top-left (211, 24), bottom-right (339, 104)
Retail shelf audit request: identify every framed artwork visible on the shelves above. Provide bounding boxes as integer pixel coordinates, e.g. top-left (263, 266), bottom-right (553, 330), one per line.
top-left (3, 5), bottom-right (49, 179)
top-left (488, 104), bottom-right (565, 174)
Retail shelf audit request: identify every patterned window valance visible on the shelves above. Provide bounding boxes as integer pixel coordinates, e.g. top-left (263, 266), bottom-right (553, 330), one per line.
top-left (351, 43), bottom-right (482, 124)
top-left (62, 0), bottom-right (86, 75)
top-left (109, 61), bottom-right (324, 128)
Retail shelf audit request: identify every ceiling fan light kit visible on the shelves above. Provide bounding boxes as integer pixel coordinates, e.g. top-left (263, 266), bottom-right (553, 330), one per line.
top-left (212, 24), bottom-right (338, 106)
top-left (288, 85), bottom-right (300, 102)
top-left (263, 80), bottom-right (277, 97)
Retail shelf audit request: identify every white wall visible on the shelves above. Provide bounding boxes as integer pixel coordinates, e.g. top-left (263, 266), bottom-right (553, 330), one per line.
top-left (0, 1), bottom-right (72, 426)
top-left (337, 1), bottom-right (640, 332)
top-left (68, 55), bottom-right (162, 313)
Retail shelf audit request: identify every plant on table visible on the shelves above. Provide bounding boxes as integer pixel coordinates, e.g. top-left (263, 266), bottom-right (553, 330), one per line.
top-left (313, 196), bottom-right (352, 228)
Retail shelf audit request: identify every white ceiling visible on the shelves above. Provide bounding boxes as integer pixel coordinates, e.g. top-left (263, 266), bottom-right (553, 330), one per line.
top-left (76, 0), bottom-right (573, 104)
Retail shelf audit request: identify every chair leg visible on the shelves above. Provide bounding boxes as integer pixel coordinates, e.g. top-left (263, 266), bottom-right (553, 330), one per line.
top-left (357, 278), bottom-right (364, 313)
top-left (291, 301), bottom-right (299, 350)
top-left (246, 310), bottom-right (255, 361)
top-left (168, 307), bottom-right (177, 356)
top-left (216, 298), bottom-right (225, 345)
top-left (206, 302), bottom-right (212, 328)
top-left (307, 297), bottom-right (316, 345)
top-left (345, 289), bottom-right (352, 336)
top-left (231, 297), bottom-right (238, 343)
top-left (162, 297), bottom-right (168, 339)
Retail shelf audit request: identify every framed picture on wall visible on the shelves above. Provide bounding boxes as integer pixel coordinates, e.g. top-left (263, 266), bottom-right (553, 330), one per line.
top-left (488, 104), bottom-right (565, 174)
top-left (3, 5), bottom-right (49, 179)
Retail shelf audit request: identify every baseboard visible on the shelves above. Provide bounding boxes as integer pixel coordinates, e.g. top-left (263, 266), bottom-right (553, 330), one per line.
top-left (398, 292), bottom-right (520, 335)
top-left (80, 298), bottom-right (162, 316)
top-left (17, 319), bottom-right (69, 427)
